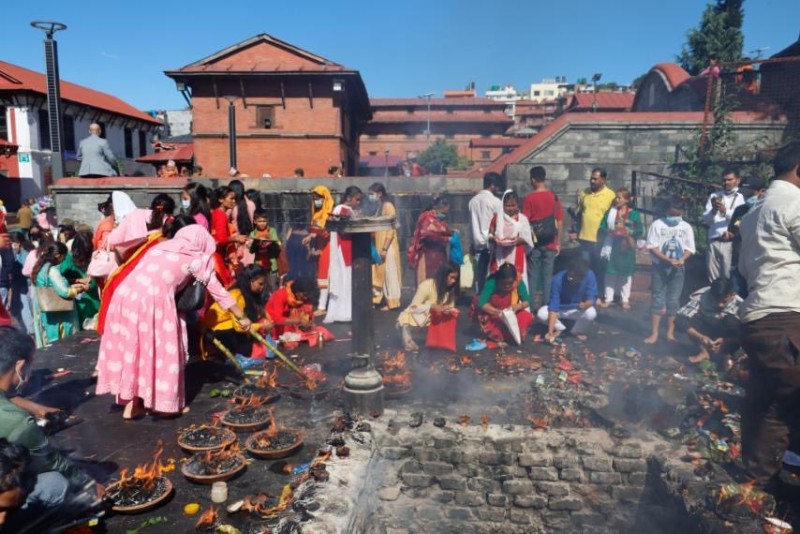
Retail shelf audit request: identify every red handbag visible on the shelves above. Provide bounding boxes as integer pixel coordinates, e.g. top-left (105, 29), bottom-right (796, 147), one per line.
top-left (425, 309), bottom-right (459, 352)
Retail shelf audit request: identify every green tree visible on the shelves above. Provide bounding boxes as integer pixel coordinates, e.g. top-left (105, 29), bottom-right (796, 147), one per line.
top-left (417, 139), bottom-right (460, 174)
top-left (678, 0), bottom-right (744, 75)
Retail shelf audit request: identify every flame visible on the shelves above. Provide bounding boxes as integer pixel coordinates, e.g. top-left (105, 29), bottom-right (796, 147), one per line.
top-left (111, 441), bottom-right (167, 493)
top-left (381, 351), bottom-right (411, 387)
top-left (460, 355), bottom-right (473, 366)
top-left (237, 394), bottom-right (267, 408)
top-left (303, 367), bottom-right (328, 391)
top-left (199, 442), bottom-right (241, 470)
top-left (195, 505), bottom-right (219, 529)
top-left (527, 415), bottom-right (550, 430)
top-left (458, 415), bottom-right (471, 427)
top-left (251, 408), bottom-right (280, 448)
top-left (256, 365), bottom-right (278, 389)
top-left (382, 351), bottom-right (407, 371)
top-left (480, 415), bottom-right (490, 429)
top-left (716, 481), bottom-right (770, 516)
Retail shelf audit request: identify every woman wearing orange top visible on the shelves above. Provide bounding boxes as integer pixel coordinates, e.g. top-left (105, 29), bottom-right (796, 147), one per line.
top-left (302, 186), bottom-right (334, 313)
top-left (266, 276), bottom-right (332, 348)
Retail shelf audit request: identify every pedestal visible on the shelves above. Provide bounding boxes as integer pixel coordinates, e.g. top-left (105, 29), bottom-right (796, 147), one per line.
top-left (327, 216), bottom-right (396, 416)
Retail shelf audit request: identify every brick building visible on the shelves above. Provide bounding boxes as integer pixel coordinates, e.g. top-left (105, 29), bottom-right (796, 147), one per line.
top-left (165, 34), bottom-right (371, 178)
top-left (360, 96), bottom-right (512, 167)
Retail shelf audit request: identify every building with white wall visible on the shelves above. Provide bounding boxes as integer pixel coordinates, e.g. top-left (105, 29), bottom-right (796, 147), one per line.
top-left (0, 60), bottom-right (162, 201)
top-left (485, 84), bottom-right (523, 118)
top-left (529, 77), bottom-right (570, 102)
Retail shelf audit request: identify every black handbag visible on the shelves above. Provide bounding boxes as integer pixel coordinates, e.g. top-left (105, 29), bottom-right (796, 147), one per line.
top-left (530, 192), bottom-right (559, 246)
top-left (176, 269), bottom-right (207, 312)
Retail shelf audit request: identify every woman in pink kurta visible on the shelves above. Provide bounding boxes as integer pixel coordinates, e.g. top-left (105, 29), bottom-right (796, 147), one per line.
top-left (96, 225), bottom-right (250, 418)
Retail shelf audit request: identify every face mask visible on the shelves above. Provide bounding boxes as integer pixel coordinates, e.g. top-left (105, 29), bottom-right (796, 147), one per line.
top-left (436, 213), bottom-right (447, 220)
top-left (368, 194), bottom-right (378, 203)
top-left (664, 216), bottom-right (682, 227)
top-left (745, 196), bottom-right (760, 207)
top-left (314, 199), bottom-right (323, 209)
top-left (181, 199), bottom-right (191, 209)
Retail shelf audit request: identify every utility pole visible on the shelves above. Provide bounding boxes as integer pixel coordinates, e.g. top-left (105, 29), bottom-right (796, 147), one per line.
top-left (31, 21), bottom-right (67, 181)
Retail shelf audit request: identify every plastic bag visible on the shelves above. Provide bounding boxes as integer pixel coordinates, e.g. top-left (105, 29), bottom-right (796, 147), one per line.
top-left (449, 232), bottom-right (463, 265)
top-left (460, 254), bottom-right (474, 290)
top-left (426, 310), bottom-right (458, 352)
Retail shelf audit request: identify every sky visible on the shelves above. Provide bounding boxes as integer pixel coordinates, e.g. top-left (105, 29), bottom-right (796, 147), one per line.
top-left (4, 0), bottom-right (799, 111)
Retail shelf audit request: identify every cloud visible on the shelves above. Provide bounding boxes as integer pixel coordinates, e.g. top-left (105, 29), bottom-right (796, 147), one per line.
top-left (100, 51), bottom-right (120, 61)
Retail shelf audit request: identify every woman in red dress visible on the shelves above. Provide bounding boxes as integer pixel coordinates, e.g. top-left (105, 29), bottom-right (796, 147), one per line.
top-left (472, 263), bottom-right (533, 345)
top-left (407, 196), bottom-right (453, 286)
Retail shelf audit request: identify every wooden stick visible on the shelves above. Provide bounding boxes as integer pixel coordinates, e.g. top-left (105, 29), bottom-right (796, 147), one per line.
top-left (208, 334), bottom-right (251, 384)
top-left (246, 330), bottom-right (309, 381)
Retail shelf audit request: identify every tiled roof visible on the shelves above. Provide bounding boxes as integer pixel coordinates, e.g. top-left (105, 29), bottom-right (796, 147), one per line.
top-left (167, 34), bottom-right (352, 74)
top-left (136, 143), bottom-right (193, 163)
top-left (0, 61), bottom-right (161, 125)
top-left (370, 97), bottom-right (505, 108)
top-left (369, 113), bottom-right (513, 124)
top-left (651, 63), bottom-right (691, 90)
top-left (479, 110), bottom-right (783, 175)
top-left (469, 138), bottom-right (524, 148)
top-left (567, 92), bottom-right (635, 111)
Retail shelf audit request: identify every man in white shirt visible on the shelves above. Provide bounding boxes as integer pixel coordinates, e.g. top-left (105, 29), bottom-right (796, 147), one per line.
top-left (468, 172), bottom-right (504, 293)
top-left (738, 142), bottom-right (800, 487)
top-left (702, 168), bottom-right (744, 282)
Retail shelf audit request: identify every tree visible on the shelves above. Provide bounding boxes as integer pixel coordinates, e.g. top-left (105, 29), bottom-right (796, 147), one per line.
top-left (678, 0), bottom-right (744, 75)
top-left (417, 139), bottom-right (460, 174)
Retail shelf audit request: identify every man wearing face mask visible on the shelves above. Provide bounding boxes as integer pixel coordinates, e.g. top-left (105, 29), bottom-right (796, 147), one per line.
top-left (702, 168), bottom-right (745, 282)
top-left (0, 327), bottom-right (99, 502)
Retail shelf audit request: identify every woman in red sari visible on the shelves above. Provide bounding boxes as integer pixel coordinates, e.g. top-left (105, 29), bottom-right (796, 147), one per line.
top-left (408, 196), bottom-right (453, 286)
top-left (210, 186), bottom-right (240, 287)
top-left (265, 276), bottom-right (333, 348)
top-left (472, 263), bottom-right (533, 345)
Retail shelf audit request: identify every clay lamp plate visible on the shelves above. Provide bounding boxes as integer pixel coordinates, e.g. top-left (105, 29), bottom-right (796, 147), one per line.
top-left (384, 382), bottom-right (412, 400)
top-left (105, 477), bottom-right (173, 514)
top-left (289, 382), bottom-right (331, 401)
top-left (220, 406), bottom-right (271, 432)
top-left (245, 429), bottom-right (304, 460)
top-left (181, 453), bottom-right (247, 485)
top-left (177, 426), bottom-right (237, 454)
top-left (232, 384), bottom-right (281, 404)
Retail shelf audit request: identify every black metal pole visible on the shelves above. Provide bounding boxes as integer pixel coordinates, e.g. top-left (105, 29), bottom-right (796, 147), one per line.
top-left (31, 21), bottom-right (67, 182)
top-left (228, 101), bottom-right (237, 170)
top-left (351, 232), bottom-right (373, 356)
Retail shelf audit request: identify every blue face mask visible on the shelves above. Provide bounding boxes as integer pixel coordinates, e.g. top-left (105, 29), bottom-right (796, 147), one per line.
top-left (436, 212), bottom-right (447, 220)
top-left (368, 194), bottom-right (378, 203)
top-left (745, 196), bottom-right (759, 207)
top-left (664, 216), bottom-right (682, 227)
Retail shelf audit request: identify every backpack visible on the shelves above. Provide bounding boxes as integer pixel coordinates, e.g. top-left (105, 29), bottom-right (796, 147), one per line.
top-left (530, 192), bottom-right (559, 246)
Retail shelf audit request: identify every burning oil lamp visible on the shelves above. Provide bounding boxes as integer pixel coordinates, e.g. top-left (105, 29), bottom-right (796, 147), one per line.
top-left (326, 215), bottom-right (396, 416)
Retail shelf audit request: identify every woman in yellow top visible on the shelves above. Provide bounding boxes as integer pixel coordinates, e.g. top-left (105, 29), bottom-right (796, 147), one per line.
top-left (369, 183), bottom-right (402, 310)
top-left (397, 262), bottom-right (460, 351)
top-left (202, 264), bottom-right (273, 363)
top-left (302, 185), bottom-right (334, 314)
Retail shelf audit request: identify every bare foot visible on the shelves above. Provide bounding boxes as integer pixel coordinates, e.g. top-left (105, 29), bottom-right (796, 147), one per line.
top-left (597, 300), bottom-right (610, 309)
top-left (621, 302), bottom-right (632, 311)
top-left (644, 335), bottom-right (658, 345)
top-left (666, 335), bottom-right (678, 343)
top-left (313, 309), bottom-right (327, 317)
top-left (122, 400), bottom-right (145, 420)
top-left (404, 340), bottom-right (419, 352)
top-left (688, 350), bottom-right (710, 364)
top-left (575, 334), bottom-right (588, 342)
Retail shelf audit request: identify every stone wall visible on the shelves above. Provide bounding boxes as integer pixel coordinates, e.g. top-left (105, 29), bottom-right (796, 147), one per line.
top-left (503, 121), bottom-right (785, 198)
top-left (347, 422), bottom-right (693, 534)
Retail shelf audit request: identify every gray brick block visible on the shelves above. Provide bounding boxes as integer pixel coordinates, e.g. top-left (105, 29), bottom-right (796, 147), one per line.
top-left (559, 468), bottom-right (583, 482)
top-left (402, 473), bottom-right (434, 488)
top-left (528, 467), bottom-right (559, 481)
top-left (514, 494), bottom-right (547, 509)
top-left (508, 509), bottom-right (532, 524)
top-left (582, 456), bottom-right (612, 472)
top-left (590, 472), bottom-right (622, 485)
top-left (421, 461), bottom-right (454, 476)
top-left (502, 479), bottom-right (534, 495)
top-left (518, 453), bottom-right (551, 467)
top-left (486, 493), bottom-right (507, 507)
top-left (447, 507), bottom-right (473, 521)
top-left (381, 447), bottom-right (409, 460)
top-left (613, 458), bottom-right (648, 473)
top-left (537, 482), bottom-right (570, 497)
top-left (477, 508), bottom-right (506, 523)
top-left (553, 456), bottom-right (580, 469)
top-left (628, 472), bottom-right (648, 485)
top-left (467, 477), bottom-right (499, 492)
top-left (548, 496), bottom-right (584, 511)
top-left (412, 447), bottom-right (440, 462)
top-left (479, 451), bottom-right (514, 465)
top-left (453, 491), bottom-right (485, 507)
top-left (438, 475), bottom-right (466, 491)
top-left (612, 485), bottom-right (644, 502)
top-left (615, 444), bottom-right (643, 458)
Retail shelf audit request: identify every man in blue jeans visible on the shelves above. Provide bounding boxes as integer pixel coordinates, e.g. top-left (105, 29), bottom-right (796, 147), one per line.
top-left (522, 166), bottom-right (563, 307)
top-left (469, 172), bottom-right (504, 293)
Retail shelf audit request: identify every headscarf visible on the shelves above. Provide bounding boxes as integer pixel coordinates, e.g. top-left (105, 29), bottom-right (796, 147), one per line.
top-left (158, 225), bottom-right (217, 283)
top-left (112, 191), bottom-right (137, 225)
top-left (311, 186), bottom-right (334, 229)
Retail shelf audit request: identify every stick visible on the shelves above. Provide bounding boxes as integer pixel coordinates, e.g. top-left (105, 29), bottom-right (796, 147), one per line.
top-left (207, 334), bottom-right (251, 383)
top-left (246, 330), bottom-right (309, 381)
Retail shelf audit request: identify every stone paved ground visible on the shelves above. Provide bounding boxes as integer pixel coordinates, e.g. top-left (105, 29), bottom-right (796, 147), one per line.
top-left (24, 295), bottom-right (798, 533)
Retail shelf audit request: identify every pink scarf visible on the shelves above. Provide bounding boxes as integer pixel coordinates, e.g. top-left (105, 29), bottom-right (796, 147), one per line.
top-left (156, 225), bottom-right (217, 282)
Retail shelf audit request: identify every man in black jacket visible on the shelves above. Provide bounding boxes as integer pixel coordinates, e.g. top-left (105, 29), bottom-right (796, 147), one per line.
top-left (725, 176), bottom-right (767, 297)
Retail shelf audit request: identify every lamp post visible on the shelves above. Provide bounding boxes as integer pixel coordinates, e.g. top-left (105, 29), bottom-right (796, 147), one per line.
top-left (418, 92), bottom-right (434, 141)
top-left (222, 96), bottom-right (237, 171)
top-left (591, 73), bottom-right (602, 113)
top-left (30, 21), bottom-right (67, 182)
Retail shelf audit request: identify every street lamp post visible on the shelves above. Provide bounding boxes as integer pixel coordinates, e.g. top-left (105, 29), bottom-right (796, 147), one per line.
top-left (30, 21), bottom-right (67, 182)
top-left (591, 73), bottom-right (602, 113)
top-left (418, 92), bottom-right (434, 141)
top-left (223, 96), bottom-right (237, 171)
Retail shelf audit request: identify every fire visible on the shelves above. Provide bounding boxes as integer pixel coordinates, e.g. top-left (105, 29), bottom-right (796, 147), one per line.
top-left (113, 441), bottom-right (167, 492)
top-left (237, 394), bottom-right (267, 408)
top-left (201, 442), bottom-right (241, 468)
top-left (458, 415), bottom-right (471, 427)
top-left (460, 355), bottom-right (473, 366)
top-left (382, 351), bottom-right (407, 371)
top-left (256, 365), bottom-right (279, 389)
top-left (480, 415), bottom-right (490, 429)
top-left (381, 350), bottom-right (411, 388)
top-left (527, 415), bottom-right (550, 430)
top-left (195, 505), bottom-right (219, 529)
top-left (716, 481), bottom-right (771, 516)
top-left (252, 409), bottom-right (280, 448)
top-left (303, 367), bottom-right (328, 391)
top-left (383, 372), bottom-right (411, 387)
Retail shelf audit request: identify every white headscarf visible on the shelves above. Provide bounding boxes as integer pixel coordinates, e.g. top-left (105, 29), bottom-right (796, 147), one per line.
top-left (112, 191), bottom-right (137, 225)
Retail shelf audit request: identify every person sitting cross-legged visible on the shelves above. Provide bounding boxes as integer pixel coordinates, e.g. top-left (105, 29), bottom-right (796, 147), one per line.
top-left (472, 263), bottom-right (533, 345)
top-left (537, 256), bottom-right (598, 342)
top-left (675, 277), bottom-right (743, 365)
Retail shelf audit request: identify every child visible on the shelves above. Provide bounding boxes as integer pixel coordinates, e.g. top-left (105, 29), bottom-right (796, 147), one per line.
top-left (598, 188), bottom-right (643, 310)
top-left (201, 264), bottom-right (274, 367)
top-left (249, 210), bottom-right (282, 291)
top-left (644, 197), bottom-right (696, 344)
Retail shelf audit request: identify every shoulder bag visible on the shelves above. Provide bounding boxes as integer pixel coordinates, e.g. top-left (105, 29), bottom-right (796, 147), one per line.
top-left (176, 266), bottom-right (207, 312)
top-left (35, 266), bottom-right (74, 313)
top-left (530, 192), bottom-right (559, 246)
